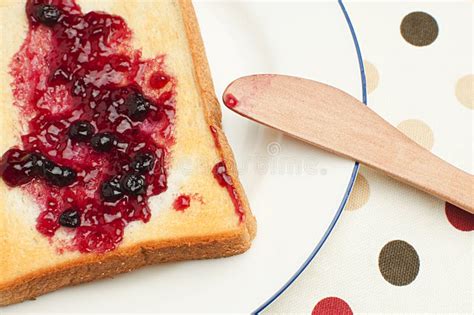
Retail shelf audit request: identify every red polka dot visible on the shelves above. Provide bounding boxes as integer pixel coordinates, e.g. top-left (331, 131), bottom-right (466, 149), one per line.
top-left (445, 203), bottom-right (474, 232)
top-left (312, 297), bottom-right (353, 315)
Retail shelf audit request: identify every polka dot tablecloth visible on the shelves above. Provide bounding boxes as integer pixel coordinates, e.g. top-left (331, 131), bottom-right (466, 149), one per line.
top-left (264, 2), bottom-right (473, 314)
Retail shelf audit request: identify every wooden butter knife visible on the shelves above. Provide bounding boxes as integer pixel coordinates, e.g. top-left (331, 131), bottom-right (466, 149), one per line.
top-left (223, 74), bottom-right (473, 214)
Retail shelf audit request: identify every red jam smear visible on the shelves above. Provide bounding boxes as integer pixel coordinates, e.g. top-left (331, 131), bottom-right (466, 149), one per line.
top-left (149, 72), bottom-right (171, 90)
top-left (173, 194), bottom-right (191, 212)
top-left (223, 93), bottom-right (238, 108)
top-left (209, 126), bottom-right (221, 150)
top-left (210, 126), bottom-right (245, 222)
top-left (212, 162), bottom-right (245, 222)
top-left (0, 0), bottom-right (176, 253)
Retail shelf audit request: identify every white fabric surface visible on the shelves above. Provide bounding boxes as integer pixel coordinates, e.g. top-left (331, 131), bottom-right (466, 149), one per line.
top-left (265, 1), bottom-right (473, 313)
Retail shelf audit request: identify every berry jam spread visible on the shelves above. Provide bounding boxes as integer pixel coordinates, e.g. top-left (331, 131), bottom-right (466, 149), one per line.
top-left (173, 194), bottom-right (191, 212)
top-left (210, 126), bottom-right (245, 222)
top-left (0, 0), bottom-right (176, 253)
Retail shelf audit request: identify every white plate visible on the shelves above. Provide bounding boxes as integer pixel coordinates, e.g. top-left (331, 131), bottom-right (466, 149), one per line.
top-left (6, 1), bottom-right (364, 313)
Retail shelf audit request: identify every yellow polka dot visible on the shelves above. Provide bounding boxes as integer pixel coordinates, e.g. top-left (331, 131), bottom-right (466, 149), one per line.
top-left (455, 74), bottom-right (473, 109)
top-left (397, 119), bottom-right (434, 150)
top-left (364, 60), bottom-right (379, 94)
top-left (346, 173), bottom-right (370, 211)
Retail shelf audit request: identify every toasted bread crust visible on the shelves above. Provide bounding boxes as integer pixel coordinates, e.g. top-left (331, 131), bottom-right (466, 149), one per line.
top-left (178, 0), bottom-right (257, 239)
top-left (0, 231), bottom-right (251, 306)
top-left (0, 0), bottom-right (256, 306)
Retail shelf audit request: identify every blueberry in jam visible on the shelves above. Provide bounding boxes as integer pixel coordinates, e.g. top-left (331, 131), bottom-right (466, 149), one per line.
top-left (0, 150), bottom-right (43, 186)
top-left (0, 149), bottom-right (77, 187)
top-left (100, 176), bottom-right (124, 202)
top-left (33, 4), bottom-right (61, 26)
top-left (42, 160), bottom-right (77, 187)
top-left (130, 152), bottom-right (155, 174)
top-left (120, 173), bottom-right (146, 196)
top-left (126, 93), bottom-right (152, 122)
top-left (59, 208), bottom-right (81, 228)
top-left (14, 152), bottom-right (43, 176)
top-left (69, 121), bottom-right (96, 142)
top-left (90, 132), bottom-right (117, 152)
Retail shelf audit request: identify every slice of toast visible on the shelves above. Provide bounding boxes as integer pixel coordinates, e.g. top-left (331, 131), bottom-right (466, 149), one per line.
top-left (0, 0), bottom-right (256, 306)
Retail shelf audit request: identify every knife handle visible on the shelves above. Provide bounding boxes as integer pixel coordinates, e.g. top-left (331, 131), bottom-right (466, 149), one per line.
top-left (351, 108), bottom-right (473, 213)
top-left (224, 75), bottom-right (474, 214)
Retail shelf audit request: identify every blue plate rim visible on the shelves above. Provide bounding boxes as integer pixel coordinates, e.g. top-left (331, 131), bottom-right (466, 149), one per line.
top-left (253, 1), bottom-right (366, 313)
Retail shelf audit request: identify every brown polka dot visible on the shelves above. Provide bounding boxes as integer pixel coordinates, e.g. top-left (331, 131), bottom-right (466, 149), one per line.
top-left (397, 119), bottom-right (434, 150)
top-left (364, 60), bottom-right (379, 94)
top-left (401, 12), bottom-right (438, 46)
top-left (455, 74), bottom-right (473, 109)
top-left (346, 174), bottom-right (370, 211)
top-left (379, 240), bottom-right (420, 286)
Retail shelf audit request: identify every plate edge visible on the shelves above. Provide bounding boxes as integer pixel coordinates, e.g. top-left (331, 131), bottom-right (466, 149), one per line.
top-left (253, 1), bottom-right (367, 313)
